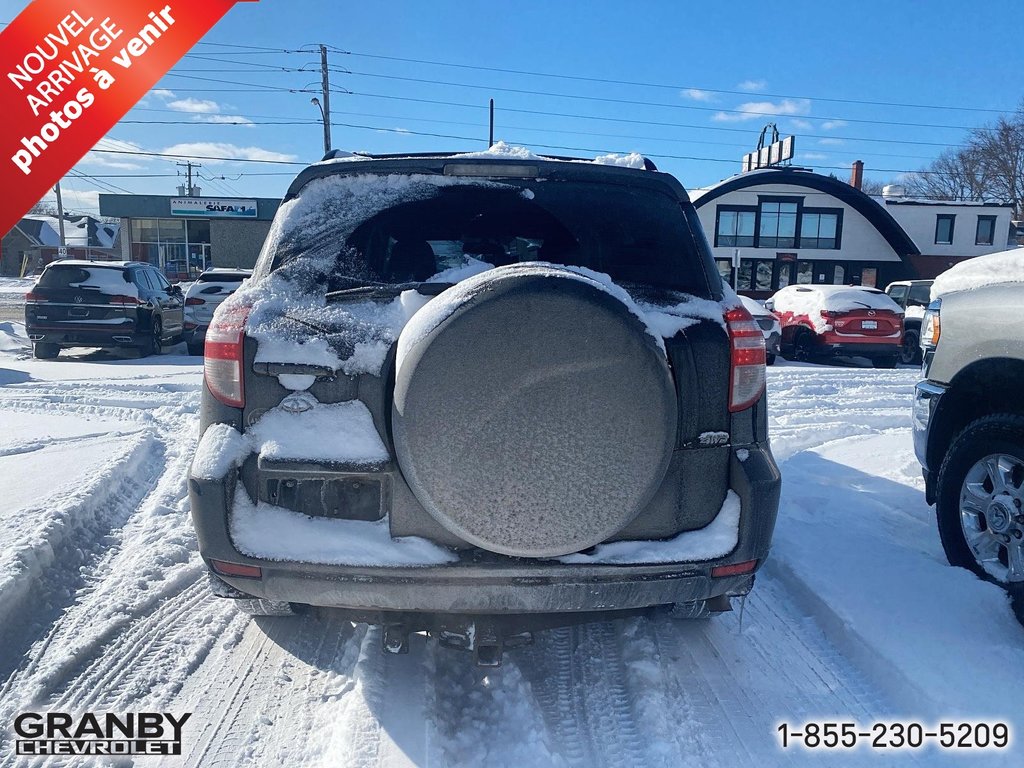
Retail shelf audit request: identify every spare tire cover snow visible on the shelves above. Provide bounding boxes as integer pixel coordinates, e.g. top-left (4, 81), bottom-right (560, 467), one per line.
top-left (392, 265), bottom-right (677, 558)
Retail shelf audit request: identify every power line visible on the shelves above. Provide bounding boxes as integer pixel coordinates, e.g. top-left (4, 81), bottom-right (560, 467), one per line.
top-left (90, 148), bottom-right (307, 165)
top-left (333, 48), bottom-right (1012, 116)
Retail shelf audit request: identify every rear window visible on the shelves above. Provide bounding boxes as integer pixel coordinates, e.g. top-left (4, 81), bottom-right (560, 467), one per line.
top-left (198, 271), bottom-right (250, 283)
top-left (262, 174), bottom-right (714, 296)
top-left (38, 265), bottom-right (129, 292)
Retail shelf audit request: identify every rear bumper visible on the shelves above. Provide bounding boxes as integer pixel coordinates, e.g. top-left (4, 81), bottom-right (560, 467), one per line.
top-left (813, 340), bottom-right (901, 358)
top-left (25, 323), bottom-right (138, 347)
top-left (189, 445), bottom-right (781, 614)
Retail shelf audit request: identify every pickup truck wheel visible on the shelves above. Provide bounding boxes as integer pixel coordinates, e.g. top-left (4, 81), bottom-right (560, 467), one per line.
top-left (936, 415), bottom-right (1024, 611)
top-left (33, 342), bottom-right (60, 359)
top-left (393, 265), bottom-right (677, 558)
top-left (899, 329), bottom-right (921, 365)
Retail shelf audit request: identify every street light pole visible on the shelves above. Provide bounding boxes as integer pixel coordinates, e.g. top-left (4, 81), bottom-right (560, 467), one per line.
top-left (311, 97), bottom-right (329, 156)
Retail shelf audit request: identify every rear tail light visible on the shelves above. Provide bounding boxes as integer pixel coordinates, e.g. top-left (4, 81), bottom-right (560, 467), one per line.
top-left (205, 302), bottom-right (250, 408)
top-left (210, 559), bottom-right (262, 579)
top-left (110, 295), bottom-right (141, 305)
top-left (725, 306), bottom-right (766, 412)
top-left (185, 297), bottom-right (206, 306)
top-left (24, 291), bottom-right (46, 302)
top-left (712, 559), bottom-right (758, 577)
top-left (820, 309), bottom-right (839, 318)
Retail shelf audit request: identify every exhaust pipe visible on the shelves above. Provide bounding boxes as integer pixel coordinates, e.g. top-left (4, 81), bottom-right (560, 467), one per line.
top-left (28, 334), bottom-right (44, 341)
top-left (112, 335), bottom-right (133, 342)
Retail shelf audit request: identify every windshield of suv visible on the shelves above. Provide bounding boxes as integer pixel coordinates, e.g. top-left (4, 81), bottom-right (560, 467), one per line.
top-left (261, 173), bottom-right (714, 297)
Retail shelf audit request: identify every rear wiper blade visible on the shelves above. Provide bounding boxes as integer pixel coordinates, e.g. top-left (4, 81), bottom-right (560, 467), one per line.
top-left (325, 282), bottom-right (454, 302)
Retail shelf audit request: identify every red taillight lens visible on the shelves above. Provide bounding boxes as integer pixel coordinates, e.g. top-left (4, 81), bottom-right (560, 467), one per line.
top-left (712, 559), bottom-right (758, 577)
top-left (725, 306), bottom-right (766, 413)
top-left (210, 559), bottom-right (262, 579)
top-left (24, 291), bottom-right (46, 302)
top-left (820, 309), bottom-right (839, 318)
top-left (185, 297), bottom-right (206, 306)
top-left (204, 302), bottom-right (250, 408)
top-left (110, 294), bottom-right (141, 305)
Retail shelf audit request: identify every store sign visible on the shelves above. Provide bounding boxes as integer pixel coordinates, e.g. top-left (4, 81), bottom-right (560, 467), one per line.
top-left (170, 198), bottom-right (258, 218)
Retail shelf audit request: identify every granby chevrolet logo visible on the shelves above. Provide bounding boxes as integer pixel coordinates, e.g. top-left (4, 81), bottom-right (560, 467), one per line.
top-left (13, 711), bottom-right (191, 756)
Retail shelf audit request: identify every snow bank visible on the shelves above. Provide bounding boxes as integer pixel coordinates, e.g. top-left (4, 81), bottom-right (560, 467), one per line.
top-left (931, 247), bottom-right (1024, 299)
top-left (249, 400), bottom-right (388, 464)
top-left (769, 285), bottom-right (902, 332)
top-left (230, 489), bottom-right (456, 567)
top-left (559, 491), bottom-right (740, 565)
top-left (0, 321), bottom-right (29, 356)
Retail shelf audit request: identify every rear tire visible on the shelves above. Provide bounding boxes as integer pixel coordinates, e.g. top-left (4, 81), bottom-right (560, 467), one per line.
top-left (137, 317), bottom-right (162, 358)
top-left (899, 329), bottom-right (921, 365)
top-left (33, 342), bottom-right (59, 359)
top-left (187, 341), bottom-right (204, 356)
top-left (872, 355), bottom-right (899, 369)
top-left (765, 352), bottom-right (777, 366)
top-left (33, 344), bottom-right (59, 362)
top-left (936, 415), bottom-right (1024, 618)
top-left (791, 328), bottom-right (815, 362)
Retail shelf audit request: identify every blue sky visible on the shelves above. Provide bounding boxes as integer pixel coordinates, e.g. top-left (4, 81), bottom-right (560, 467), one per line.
top-left (4, 0), bottom-right (1022, 215)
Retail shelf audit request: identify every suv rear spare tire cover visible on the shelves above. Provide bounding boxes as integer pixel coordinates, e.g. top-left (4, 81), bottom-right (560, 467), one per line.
top-left (392, 265), bottom-right (678, 558)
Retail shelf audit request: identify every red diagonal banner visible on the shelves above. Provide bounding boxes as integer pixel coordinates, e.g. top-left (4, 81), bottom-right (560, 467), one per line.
top-left (0, 0), bottom-right (257, 236)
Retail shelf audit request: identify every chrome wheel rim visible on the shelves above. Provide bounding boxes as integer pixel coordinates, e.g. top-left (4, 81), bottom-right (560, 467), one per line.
top-left (959, 453), bottom-right (1024, 583)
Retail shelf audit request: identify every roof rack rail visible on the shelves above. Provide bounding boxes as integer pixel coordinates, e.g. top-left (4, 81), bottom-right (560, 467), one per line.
top-left (319, 148), bottom-right (658, 171)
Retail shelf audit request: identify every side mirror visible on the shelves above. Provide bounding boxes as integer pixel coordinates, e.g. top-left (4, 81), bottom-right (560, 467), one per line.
top-left (763, 299), bottom-right (775, 311)
top-left (170, 284), bottom-right (183, 296)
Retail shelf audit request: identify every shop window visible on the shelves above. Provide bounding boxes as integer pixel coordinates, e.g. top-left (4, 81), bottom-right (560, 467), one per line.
top-left (187, 219), bottom-right (211, 244)
top-left (976, 215), bottom-right (996, 246)
top-left (935, 214), bottom-right (955, 245)
top-left (799, 210), bottom-right (840, 249)
top-left (796, 261), bottom-right (814, 284)
top-left (758, 200), bottom-right (798, 248)
top-left (159, 219), bottom-right (186, 243)
top-left (715, 208), bottom-right (756, 247)
top-left (737, 258), bottom-right (775, 291)
top-left (715, 259), bottom-right (732, 283)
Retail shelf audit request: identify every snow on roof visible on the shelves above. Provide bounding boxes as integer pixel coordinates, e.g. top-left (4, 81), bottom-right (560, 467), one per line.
top-left (451, 141), bottom-right (545, 161)
top-left (931, 247), bottom-right (1024, 299)
top-left (591, 152), bottom-right (646, 169)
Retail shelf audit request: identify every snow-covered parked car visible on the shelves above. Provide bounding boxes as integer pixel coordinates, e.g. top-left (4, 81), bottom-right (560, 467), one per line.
top-left (740, 295), bottom-right (781, 365)
top-left (767, 284), bottom-right (904, 368)
top-left (913, 249), bottom-right (1024, 621)
top-left (183, 268), bottom-right (252, 356)
top-left (188, 148), bottom-right (781, 662)
top-left (884, 279), bottom-right (933, 365)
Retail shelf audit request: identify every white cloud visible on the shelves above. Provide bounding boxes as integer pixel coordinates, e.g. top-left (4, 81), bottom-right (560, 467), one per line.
top-left (79, 136), bottom-right (147, 170)
top-left (712, 98), bottom-right (811, 122)
top-left (818, 137), bottom-right (844, 146)
top-left (737, 79), bottom-right (767, 92)
top-left (167, 97), bottom-right (221, 114)
top-left (821, 120), bottom-right (847, 130)
top-left (151, 89), bottom-right (176, 100)
top-left (38, 187), bottom-right (102, 215)
top-left (160, 142), bottom-right (298, 164)
top-left (681, 88), bottom-right (716, 102)
top-left (199, 114), bottom-right (255, 126)
top-left (789, 118), bottom-right (813, 131)
top-left (801, 152), bottom-right (828, 160)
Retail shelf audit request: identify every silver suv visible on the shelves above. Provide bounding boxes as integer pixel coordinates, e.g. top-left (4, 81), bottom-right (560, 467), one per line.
top-left (913, 275), bottom-right (1024, 620)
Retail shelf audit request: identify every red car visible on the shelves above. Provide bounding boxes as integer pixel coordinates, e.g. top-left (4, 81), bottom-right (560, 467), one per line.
top-left (766, 285), bottom-right (904, 368)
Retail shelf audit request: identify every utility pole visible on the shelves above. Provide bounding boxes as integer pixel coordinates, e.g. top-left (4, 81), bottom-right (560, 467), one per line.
top-left (488, 99), bottom-right (494, 147)
top-left (319, 44), bottom-right (332, 154)
top-left (53, 182), bottom-right (66, 249)
top-left (176, 161), bottom-right (201, 196)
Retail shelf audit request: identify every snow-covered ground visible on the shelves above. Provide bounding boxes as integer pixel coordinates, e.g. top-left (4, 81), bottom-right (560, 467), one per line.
top-left (0, 327), bottom-right (1021, 767)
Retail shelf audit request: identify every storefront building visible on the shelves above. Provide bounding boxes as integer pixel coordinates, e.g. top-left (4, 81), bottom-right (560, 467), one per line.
top-left (98, 194), bottom-right (281, 279)
top-left (690, 167), bottom-right (1014, 297)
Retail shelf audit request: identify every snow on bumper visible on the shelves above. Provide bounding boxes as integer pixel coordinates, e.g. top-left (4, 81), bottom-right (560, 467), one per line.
top-left (188, 445), bottom-right (780, 613)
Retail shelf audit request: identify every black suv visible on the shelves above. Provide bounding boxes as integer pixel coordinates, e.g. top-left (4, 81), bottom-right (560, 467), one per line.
top-left (25, 260), bottom-right (184, 358)
top-left (188, 152), bottom-right (781, 661)
top-left (885, 279), bottom-right (933, 365)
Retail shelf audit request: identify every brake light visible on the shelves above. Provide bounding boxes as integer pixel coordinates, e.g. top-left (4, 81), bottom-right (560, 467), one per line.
top-left (204, 302), bottom-right (250, 408)
top-left (725, 306), bottom-right (766, 412)
top-left (24, 291), bottom-right (46, 302)
top-left (185, 297), bottom-right (206, 306)
top-left (110, 295), bottom-right (141, 305)
top-left (820, 309), bottom-right (839, 318)
top-left (712, 559), bottom-right (758, 577)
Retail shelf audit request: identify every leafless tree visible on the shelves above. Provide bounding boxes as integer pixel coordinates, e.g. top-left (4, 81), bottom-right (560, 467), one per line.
top-left (908, 105), bottom-right (1024, 215)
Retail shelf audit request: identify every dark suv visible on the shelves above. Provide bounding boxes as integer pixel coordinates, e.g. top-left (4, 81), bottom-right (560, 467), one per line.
top-left (189, 152), bottom-right (781, 661)
top-left (25, 260), bottom-right (184, 358)
top-left (885, 279), bottom-right (933, 365)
